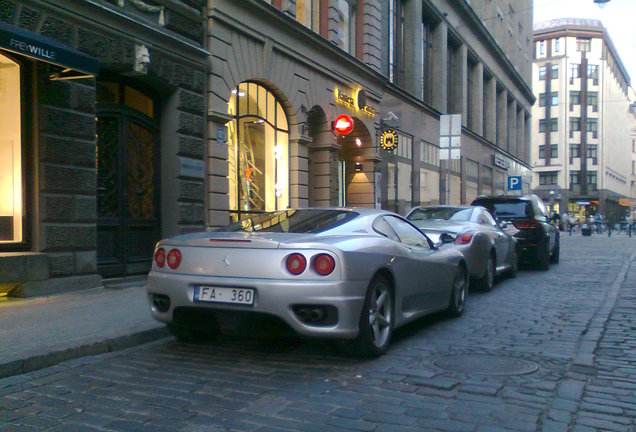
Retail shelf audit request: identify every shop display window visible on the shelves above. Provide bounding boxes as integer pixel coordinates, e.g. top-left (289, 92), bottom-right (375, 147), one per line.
top-left (0, 53), bottom-right (22, 243)
top-left (227, 82), bottom-right (289, 222)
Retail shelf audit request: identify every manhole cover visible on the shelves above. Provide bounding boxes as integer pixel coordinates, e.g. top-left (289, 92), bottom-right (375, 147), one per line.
top-left (433, 354), bottom-right (540, 376)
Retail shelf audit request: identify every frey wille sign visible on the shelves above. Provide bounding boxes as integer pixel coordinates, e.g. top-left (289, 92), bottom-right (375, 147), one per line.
top-left (0, 21), bottom-right (98, 75)
top-left (8, 38), bottom-right (56, 61)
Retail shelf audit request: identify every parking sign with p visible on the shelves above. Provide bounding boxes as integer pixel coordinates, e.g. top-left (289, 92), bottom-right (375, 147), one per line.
top-left (508, 176), bottom-right (522, 191)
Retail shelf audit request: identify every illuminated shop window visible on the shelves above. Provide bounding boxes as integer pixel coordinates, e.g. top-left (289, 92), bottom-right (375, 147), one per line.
top-left (0, 53), bottom-right (22, 243)
top-left (227, 82), bottom-right (289, 222)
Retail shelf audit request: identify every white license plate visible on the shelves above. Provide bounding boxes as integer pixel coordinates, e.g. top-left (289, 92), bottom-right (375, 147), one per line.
top-left (194, 286), bottom-right (254, 305)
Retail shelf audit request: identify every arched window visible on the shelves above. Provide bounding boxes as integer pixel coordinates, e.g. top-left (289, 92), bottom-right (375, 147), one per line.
top-left (227, 82), bottom-right (289, 221)
top-left (0, 53), bottom-right (22, 244)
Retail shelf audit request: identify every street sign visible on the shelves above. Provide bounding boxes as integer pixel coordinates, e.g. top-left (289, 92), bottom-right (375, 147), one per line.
top-left (380, 129), bottom-right (399, 151)
top-left (439, 114), bottom-right (461, 160)
top-left (508, 175), bottom-right (522, 191)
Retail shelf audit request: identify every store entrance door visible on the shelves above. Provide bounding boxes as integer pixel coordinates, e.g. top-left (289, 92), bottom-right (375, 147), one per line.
top-left (96, 82), bottom-right (160, 278)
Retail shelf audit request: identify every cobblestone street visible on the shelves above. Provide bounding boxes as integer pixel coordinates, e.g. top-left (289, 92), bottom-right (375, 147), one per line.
top-left (1, 234), bottom-right (635, 432)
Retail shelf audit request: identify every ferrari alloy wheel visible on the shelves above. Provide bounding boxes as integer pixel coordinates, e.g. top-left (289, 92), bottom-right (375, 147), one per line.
top-left (447, 264), bottom-right (467, 317)
top-left (354, 275), bottom-right (393, 358)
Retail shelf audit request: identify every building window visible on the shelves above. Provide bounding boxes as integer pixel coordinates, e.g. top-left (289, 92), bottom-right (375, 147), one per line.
top-left (539, 119), bottom-right (546, 133)
top-left (421, 15), bottom-right (430, 100)
top-left (539, 41), bottom-right (545, 56)
top-left (569, 170), bottom-right (580, 185)
top-left (539, 65), bottom-right (546, 80)
top-left (550, 92), bottom-right (558, 106)
top-left (0, 53), bottom-right (22, 244)
top-left (570, 63), bottom-right (580, 83)
top-left (569, 117), bottom-right (581, 138)
top-left (554, 38), bottom-right (560, 53)
top-left (296, 0), bottom-right (320, 32)
top-left (587, 118), bottom-right (598, 138)
top-left (419, 140), bottom-right (439, 167)
top-left (539, 118), bottom-right (557, 133)
top-left (539, 171), bottom-right (558, 185)
top-left (551, 64), bottom-right (559, 79)
top-left (569, 144), bottom-right (580, 159)
top-left (576, 38), bottom-right (591, 52)
top-left (587, 144), bottom-right (598, 161)
top-left (587, 64), bottom-right (598, 85)
top-left (538, 144), bottom-right (558, 159)
top-left (539, 93), bottom-right (547, 107)
top-left (570, 90), bottom-right (580, 111)
top-left (587, 170), bottom-right (597, 187)
top-left (587, 92), bottom-right (598, 112)
top-left (335, 0), bottom-right (357, 55)
top-left (227, 82), bottom-right (289, 221)
top-left (550, 118), bottom-right (558, 132)
top-left (388, 0), bottom-right (404, 84)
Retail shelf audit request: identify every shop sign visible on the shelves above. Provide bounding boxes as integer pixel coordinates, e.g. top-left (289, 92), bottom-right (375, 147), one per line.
top-left (380, 129), bottom-right (398, 151)
top-left (493, 154), bottom-right (510, 170)
top-left (0, 21), bottom-right (98, 76)
top-left (333, 114), bottom-right (355, 136)
top-left (179, 157), bottom-right (204, 179)
top-left (334, 87), bottom-right (376, 117)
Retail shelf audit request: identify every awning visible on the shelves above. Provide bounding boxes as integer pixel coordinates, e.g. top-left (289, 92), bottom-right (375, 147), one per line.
top-left (618, 198), bottom-right (634, 207)
top-left (0, 20), bottom-right (98, 79)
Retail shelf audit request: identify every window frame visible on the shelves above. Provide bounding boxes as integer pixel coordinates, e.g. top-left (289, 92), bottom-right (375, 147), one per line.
top-left (0, 52), bottom-right (30, 251)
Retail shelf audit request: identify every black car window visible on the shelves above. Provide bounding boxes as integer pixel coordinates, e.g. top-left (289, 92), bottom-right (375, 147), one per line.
top-left (383, 216), bottom-right (431, 249)
top-left (484, 202), bottom-right (531, 218)
top-left (220, 209), bottom-right (359, 233)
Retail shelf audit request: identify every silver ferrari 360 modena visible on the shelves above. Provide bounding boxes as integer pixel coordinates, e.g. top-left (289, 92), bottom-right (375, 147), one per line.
top-left (147, 208), bottom-right (468, 357)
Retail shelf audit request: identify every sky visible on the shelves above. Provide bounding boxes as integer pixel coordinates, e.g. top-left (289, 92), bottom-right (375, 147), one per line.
top-left (533, 0), bottom-right (636, 93)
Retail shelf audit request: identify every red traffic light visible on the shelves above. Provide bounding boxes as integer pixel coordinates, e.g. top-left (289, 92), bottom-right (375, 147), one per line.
top-left (333, 114), bottom-right (354, 136)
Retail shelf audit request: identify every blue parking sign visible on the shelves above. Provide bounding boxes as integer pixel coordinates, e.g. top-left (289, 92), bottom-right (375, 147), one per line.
top-left (508, 176), bottom-right (522, 191)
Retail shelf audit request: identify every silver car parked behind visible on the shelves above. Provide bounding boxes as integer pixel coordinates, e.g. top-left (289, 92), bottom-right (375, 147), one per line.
top-left (406, 205), bottom-right (518, 291)
top-left (147, 208), bottom-right (468, 358)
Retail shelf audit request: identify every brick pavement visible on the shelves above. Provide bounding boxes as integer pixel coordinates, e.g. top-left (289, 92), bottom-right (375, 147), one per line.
top-left (0, 234), bottom-right (634, 431)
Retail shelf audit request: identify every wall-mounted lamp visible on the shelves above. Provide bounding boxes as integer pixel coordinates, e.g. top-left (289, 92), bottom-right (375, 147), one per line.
top-left (355, 162), bottom-right (363, 172)
top-left (355, 138), bottom-right (362, 147)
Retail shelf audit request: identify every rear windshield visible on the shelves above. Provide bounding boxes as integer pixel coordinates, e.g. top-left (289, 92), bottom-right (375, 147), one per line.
top-left (480, 201), bottom-right (531, 218)
top-left (219, 209), bottom-right (359, 233)
top-left (408, 207), bottom-right (473, 222)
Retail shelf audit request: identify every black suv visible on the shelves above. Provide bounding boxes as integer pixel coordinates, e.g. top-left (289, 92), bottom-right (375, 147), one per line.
top-left (471, 194), bottom-right (559, 270)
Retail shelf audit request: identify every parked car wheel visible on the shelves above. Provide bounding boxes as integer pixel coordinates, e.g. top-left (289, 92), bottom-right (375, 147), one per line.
top-left (447, 264), bottom-right (467, 317)
top-left (537, 241), bottom-right (550, 271)
top-left (476, 252), bottom-right (495, 291)
top-left (550, 236), bottom-right (560, 264)
top-left (505, 248), bottom-right (518, 278)
top-left (353, 275), bottom-right (393, 358)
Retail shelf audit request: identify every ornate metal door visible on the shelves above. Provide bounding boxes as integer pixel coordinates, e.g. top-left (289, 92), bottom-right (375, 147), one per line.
top-left (97, 109), bottom-right (159, 277)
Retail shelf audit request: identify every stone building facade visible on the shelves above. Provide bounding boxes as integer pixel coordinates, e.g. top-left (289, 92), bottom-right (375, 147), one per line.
top-left (206, 0), bottom-right (534, 225)
top-left (531, 19), bottom-right (633, 222)
top-left (0, 0), bottom-right (207, 296)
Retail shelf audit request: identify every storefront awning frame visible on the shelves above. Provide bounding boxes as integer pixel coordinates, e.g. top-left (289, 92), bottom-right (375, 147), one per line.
top-left (0, 20), bottom-right (98, 79)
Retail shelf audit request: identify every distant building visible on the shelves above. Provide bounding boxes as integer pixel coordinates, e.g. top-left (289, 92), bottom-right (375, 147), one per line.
top-left (531, 19), bottom-right (632, 222)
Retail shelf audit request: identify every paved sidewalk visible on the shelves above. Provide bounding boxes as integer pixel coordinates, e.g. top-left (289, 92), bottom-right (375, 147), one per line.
top-left (0, 282), bottom-right (169, 379)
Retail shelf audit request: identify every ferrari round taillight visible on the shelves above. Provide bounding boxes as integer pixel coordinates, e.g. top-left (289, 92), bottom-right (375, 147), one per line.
top-left (313, 254), bottom-right (335, 276)
top-left (285, 253), bottom-right (307, 275)
top-left (454, 233), bottom-right (473, 245)
top-left (154, 248), bottom-right (166, 268)
top-left (167, 249), bottom-right (182, 269)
